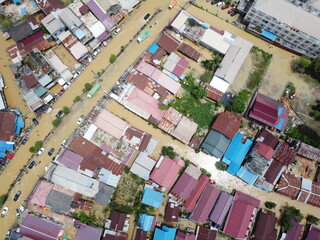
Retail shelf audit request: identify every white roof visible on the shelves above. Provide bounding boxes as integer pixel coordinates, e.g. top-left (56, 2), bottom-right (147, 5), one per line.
top-left (84, 124), bottom-right (98, 141)
top-left (43, 94), bottom-right (54, 104)
top-left (130, 152), bottom-right (157, 180)
top-left (89, 21), bottom-right (106, 38)
top-left (171, 10), bottom-right (190, 32)
top-left (58, 78), bottom-right (66, 85)
top-left (60, 69), bottom-right (73, 81)
top-left (59, 7), bottom-right (83, 29)
top-left (51, 165), bottom-right (99, 198)
top-left (45, 50), bottom-right (69, 74)
top-left (117, 0), bottom-right (139, 12)
top-left (41, 13), bottom-right (64, 34)
top-left (209, 76), bottom-right (230, 93)
top-left (253, 0), bottom-right (320, 40)
top-left (0, 74), bottom-right (4, 88)
top-left (163, 52), bottom-right (180, 72)
top-left (0, 94), bottom-right (6, 110)
top-left (172, 116), bottom-right (198, 144)
top-left (39, 74), bottom-right (53, 87)
top-left (70, 41), bottom-right (88, 60)
top-left (301, 178), bottom-right (312, 191)
top-left (215, 36), bottom-right (253, 84)
top-left (98, 168), bottom-right (120, 187)
top-left (200, 28), bottom-right (230, 54)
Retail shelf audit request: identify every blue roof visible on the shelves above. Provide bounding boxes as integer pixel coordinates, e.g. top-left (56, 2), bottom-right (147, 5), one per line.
top-left (0, 141), bottom-right (14, 151)
top-left (14, 117), bottom-right (24, 135)
top-left (154, 226), bottom-right (176, 240)
top-left (148, 43), bottom-right (159, 54)
top-left (274, 118), bottom-right (285, 130)
top-left (222, 133), bottom-right (253, 173)
top-left (236, 166), bottom-right (258, 185)
top-left (142, 189), bottom-right (163, 208)
top-left (75, 29), bottom-right (86, 40)
top-left (138, 214), bottom-right (154, 231)
top-left (261, 30), bottom-right (276, 41)
top-left (202, 23), bottom-right (210, 28)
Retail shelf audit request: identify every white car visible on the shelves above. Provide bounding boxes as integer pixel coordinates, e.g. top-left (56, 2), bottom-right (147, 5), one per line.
top-left (19, 205), bottom-right (26, 212)
top-left (77, 115), bottom-right (85, 125)
top-left (1, 206), bottom-right (8, 218)
top-left (37, 147), bottom-right (45, 156)
top-left (61, 139), bottom-right (67, 148)
top-left (114, 28), bottom-right (121, 35)
top-left (217, 1), bottom-right (225, 6)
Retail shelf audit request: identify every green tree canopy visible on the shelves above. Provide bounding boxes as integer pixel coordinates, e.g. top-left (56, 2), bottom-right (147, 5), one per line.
top-left (62, 106), bottom-right (69, 115)
top-left (306, 215), bottom-right (320, 225)
top-left (161, 146), bottom-right (177, 159)
top-left (265, 201), bottom-right (277, 209)
top-left (281, 206), bottom-right (304, 231)
top-left (109, 54), bottom-right (117, 63)
top-left (34, 141), bottom-right (43, 150)
top-left (215, 161), bottom-right (228, 171)
top-left (311, 57), bottom-right (320, 81)
top-left (299, 56), bottom-right (311, 69)
top-left (73, 96), bottom-right (81, 103)
top-left (52, 117), bottom-right (62, 127)
top-left (228, 89), bottom-right (251, 114)
top-left (84, 83), bottom-right (92, 91)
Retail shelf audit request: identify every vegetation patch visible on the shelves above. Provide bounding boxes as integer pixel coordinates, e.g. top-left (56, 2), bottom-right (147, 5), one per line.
top-left (280, 206), bottom-right (303, 231)
top-left (246, 47), bottom-right (272, 90)
top-left (265, 201), bottom-right (277, 209)
top-left (0, 194), bottom-right (8, 207)
top-left (227, 89), bottom-right (251, 114)
top-left (310, 100), bottom-right (320, 122)
top-left (73, 96), bottom-right (81, 103)
top-left (29, 141), bottom-right (43, 153)
top-left (52, 117), bottom-right (62, 127)
top-left (109, 54), bottom-right (117, 63)
top-left (161, 146), bottom-right (177, 159)
top-left (306, 215), bottom-right (320, 225)
top-left (215, 161), bottom-right (228, 171)
top-left (286, 126), bottom-right (320, 149)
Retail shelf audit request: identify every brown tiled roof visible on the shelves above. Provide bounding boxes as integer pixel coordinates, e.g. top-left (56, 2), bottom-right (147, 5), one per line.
top-left (157, 31), bottom-right (181, 53)
top-left (23, 73), bottom-right (38, 88)
top-left (276, 172), bottom-right (301, 199)
top-left (151, 47), bottom-right (166, 62)
top-left (297, 142), bottom-right (320, 162)
top-left (211, 111), bottom-right (242, 140)
top-left (196, 226), bottom-right (217, 240)
top-left (253, 209), bottom-right (277, 240)
top-left (0, 112), bottom-right (15, 141)
top-left (164, 201), bottom-right (180, 222)
top-left (307, 182), bottom-right (320, 207)
top-left (69, 136), bottom-right (125, 175)
top-left (264, 160), bottom-right (284, 184)
top-left (178, 43), bottom-right (202, 62)
top-left (256, 130), bottom-right (279, 149)
top-left (206, 85), bottom-right (224, 102)
top-left (274, 142), bottom-right (296, 166)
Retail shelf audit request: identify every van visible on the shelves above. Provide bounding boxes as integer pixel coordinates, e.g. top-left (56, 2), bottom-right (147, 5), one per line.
top-left (114, 28), bottom-right (121, 35)
top-left (217, 1), bottom-right (224, 7)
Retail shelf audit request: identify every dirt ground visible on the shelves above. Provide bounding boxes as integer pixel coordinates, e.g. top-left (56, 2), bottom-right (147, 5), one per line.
top-left (292, 156), bottom-right (318, 180)
top-left (52, 45), bottom-right (79, 71)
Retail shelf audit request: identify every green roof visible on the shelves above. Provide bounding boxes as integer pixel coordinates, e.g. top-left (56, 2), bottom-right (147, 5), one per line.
top-left (87, 83), bottom-right (101, 98)
top-left (34, 86), bottom-right (47, 98)
top-left (138, 30), bottom-right (150, 41)
top-left (201, 130), bottom-right (230, 158)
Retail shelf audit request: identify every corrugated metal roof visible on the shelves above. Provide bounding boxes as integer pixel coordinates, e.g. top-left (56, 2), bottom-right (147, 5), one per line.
top-left (172, 116), bottom-right (198, 144)
top-left (274, 141), bottom-right (296, 166)
top-left (178, 42), bottom-right (202, 62)
top-left (209, 191), bottom-right (233, 225)
top-left (297, 142), bottom-right (320, 162)
top-left (0, 111), bottom-right (15, 141)
top-left (253, 142), bottom-right (275, 160)
top-left (28, 180), bottom-right (53, 206)
top-left (201, 130), bottom-right (230, 158)
top-left (164, 201), bottom-right (180, 222)
top-left (157, 31), bottom-right (181, 53)
top-left (196, 226), bottom-right (217, 240)
top-left (252, 210), bottom-right (277, 240)
top-left (36, 0), bottom-right (64, 15)
top-left (171, 171), bottom-right (198, 202)
top-left (256, 130), bottom-right (279, 149)
top-left (211, 111), bottom-right (241, 140)
top-left (206, 85), bottom-right (224, 102)
top-left (141, 188), bottom-right (163, 208)
top-left (75, 224), bottom-right (102, 240)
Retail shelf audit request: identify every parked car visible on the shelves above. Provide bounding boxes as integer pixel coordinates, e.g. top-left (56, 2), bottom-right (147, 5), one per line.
top-left (114, 28), bottom-right (121, 35)
top-left (7, 152), bottom-right (15, 160)
top-left (230, 11), bottom-right (237, 16)
top-left (211, 0), bottom-right (219, 4)
top-left (19, 205), bottom-right (26, 212)
top-left (32, 118), bottom-right (39, 125)
top-left (55, 110), bottom-right (63, 118)
top-left (1, 206), bottom-right (8, 218)
top-left (61, 139), bottom-right (67, 148)
top-left (21, 137), bottom-right (28, 145)
top-left (13, 191), bottom-right (21, 201)
top-left (58, 88), bottom-right (65, 96)
top-left (6, 230), bottom-right (10, 238)
top-left (28, 161), bottom-right (36, 169)
top-left (77, 115), bottom-right (85, 125)
top-left (228, 8), bottom-right (235, 14)
top-left (209, 179), bottom-right (216, 184)
top-left (144, 13), bottom-right (150, 20)
top-left (48, 148), bottom-right (55, 156)
top-left (37, 148), bottom-right (45, 156)
top-left (221, 4), bottom-right (230, 9)
top-left (217, 1), bottom-right (224, 7)
top-left (15, 209), bottom-right (20, 217)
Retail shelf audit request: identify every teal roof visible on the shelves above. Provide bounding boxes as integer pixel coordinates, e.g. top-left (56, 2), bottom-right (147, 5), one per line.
top-left (138, 214), bottom-right (154, 231)
top-left (154, 226), bottom-right (176, 240)
top-left (34, 86), bottom-right (47, 97)
top-left (87, 83), bottom-right (101, 98)
top-left (201, 130), bottom-right (230, 158)
top-left (236, 166), bottom-right (258, 185)
top-left (142, 189), bottom-right (163, 208)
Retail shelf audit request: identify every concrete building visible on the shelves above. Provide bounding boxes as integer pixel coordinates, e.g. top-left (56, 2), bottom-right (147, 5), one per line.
top-left (240, 0), bottom-right (320, 57)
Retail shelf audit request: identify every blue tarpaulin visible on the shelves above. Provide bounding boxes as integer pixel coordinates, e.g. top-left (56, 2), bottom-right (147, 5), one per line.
top-left (21, 7), bottom-right (28, 15)
top-left (148, 43), bottom-right (159, 54)
top-left (262, 30), bottom-right (276, 41)
top-left (0, 141), bottom-right (14, 151)
top-left (14, 117), bottom-right (24, 135)
top-left (142, 188), bottom-right (163, 208)
top-left (236, 166), bottom-right (258, 185)
top-left (14, 0), bottom-right (21, 3)
top-left (30, 1), bottom-right (37, 8)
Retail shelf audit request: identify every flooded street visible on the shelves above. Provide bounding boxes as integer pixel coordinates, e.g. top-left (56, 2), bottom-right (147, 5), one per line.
top-left (0, 0), bottom-right (319, 237)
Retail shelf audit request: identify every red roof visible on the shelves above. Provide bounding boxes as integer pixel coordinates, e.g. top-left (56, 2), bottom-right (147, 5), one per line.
top-left (206, 85), bottom-right (224, 102)
top-left (18, 31), bottom-right (51, 53)
top-left (256, 130), bottom-right (279, 149)
top-left (150, 156), bottom-right (184, 189)
top-left (176, 231), bottom-right (196, 240)
top-left (263, 160), bottom-right (284, 184)
top-left (109, 211), bottom-right (128, 231)
top-left (28, 180), bottom-right (53, 206)
top-left (36, 0), bottom-right (64, 15)
top-left (253, 142), bottom-right (275, 160)
top-left (178, 43), bottom-right (202, 62)
top-left (23, 73), bottom-right (38, 88)
top-left (188, 135), bottom-right (202, 150)
top-left (191, 184), bottom-right (220, 223)
top-left (151, 47), bottom-right (166, 62)
top-left (157, 31), bottom-right (181, 53)
top-left (308, 182), bottom-right (320, 207)
top-left (170, 171), bottom-right (198, 202)
top-left (79, 5), bottom-right (90, 15)
top-left (123, 127), bottom-right (152, 151)
top-left (69, 136), bottom-right (125, 175)
top-left (135, 229), bottom-right (147, 240)
top-left (164, 201), bottom-right (180, 222)
top-left (211, 111), bottom-right (242, 140)
top-left (253, 209), bottom-right (277, 240)
top-left (184, 174), bottom-right (209, 212)
top-left (297, 142), bottom-right (320, 162)
top-left (274, 142), bottom-right (296, 166)
top-left (196, 226), bottom-right (217, 240)
top-left (276, 172), bottom-right (301, 199)
top-left (0, 112), bottom-right (15, 141)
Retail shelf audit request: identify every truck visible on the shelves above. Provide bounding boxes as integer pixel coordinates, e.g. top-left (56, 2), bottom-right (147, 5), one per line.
top-left (137, 30), bottom-right (150, 43)
top-left (87, 83), bottom-right (101, 98)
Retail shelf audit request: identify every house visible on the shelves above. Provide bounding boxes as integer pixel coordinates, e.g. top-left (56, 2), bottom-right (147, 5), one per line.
top-left (178, 42), bottom-right (202, 62)
top-left (297, 142), bottom-right (320, 163)
top-left (41, 13), bottom-right (66, 40)
top-left (247, 92), bottom-right (288, 132)
top-left (256, 130), bottom-right (279, 150)
top-left (201, 130), bottom-right (230, 158)
top-left (273, 141), bottom-right (296, 166)
top-left (138, 213), bottom-right (155, 231)
top-left (305, 225), bottom-right (320, 240)
top-left (154, 226), bottom-right (176, 240)
top-left (170, 164), bottom-right (202, 203)
top-left (102, 230), bottom-right (127, 240)
top-left (45, 185), bottom-right (74, 214)
top-left (190, 184), bottom-right (221, 224)
top-left (206, 79), bottom-right (229, 102)
top-left (150, 155), bottom-right (184, 189)
top-left (210, 191), bottom-right (233, 227)
top-left (223, 191), bottom-right (260, 239)
top-left (0, 111), bottom-right (15, 141)
top-left (20, 214), bottom-right (63, 240)
top-left (157, 31), bottom-right (181, 53)
top-left (35, 0), bottom-right (64, 15)
top-left (283, 219), bottom-right (303, 240)
top-left (122, 127), bottom-right (152, 151)
top-left (164, 200), bottom-right (179, 222)
top-left (172, 116), bottom-right (198, 144)
top-left (200, 28), bottom-right (230, 55)
top-left (75, 223), bottom-right (103, 240)
top-left (222, 133), bottom-right (253, 175)
top-left (130, 152), bottom-right (157, 180)
top-left (106, 211), bottom-right (130, 233)
top-left (28, 180), bottom-right (54, 207)
top-left (8, 21), bottom-right (37, 42)
top-left (163, 52), bottom-right (189, 78)
top-left (58, 7), bottom-right (83, 31)
top-left (195, 226), bottom-right (217, 240)
top-left (141, 188), bottom-right (163, 208)
top-left (176, 231), bottom-right (196, 240)
top-left (184, 175), bottom-right (209, 212)
top-left (158, 107), bottom-right (183, 134)
top-left (252, 209), bottom-right (277, 240)
top-left (135, 229), bottom-right (147, 240)
top-left (55, 148), bottom-right (84, 171)
top-left (212, 111), bottom-right (242, 140)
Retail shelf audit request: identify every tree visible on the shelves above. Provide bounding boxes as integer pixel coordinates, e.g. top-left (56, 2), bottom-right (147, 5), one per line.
top-left (161, 146), bottom-right (177, 159)
top-left (280, 206), bottom-right (304, 231)
top-left (0, 194), bottom-right (7, 207)
top-left (299, 56), bottom-right (311, 69)
top-left (29, 146), bottom-right (36, 153)
top-left (228, 89), bottom-right (251, 114)
top-left (311, 57), bottom-right (320, 81)
top-left (265, 201), bottom-right (277, 209)
top-left (73, 96), bottom-right (81, 103)
top-left (306, 215), bottom-right (320, 225)
top-left (52, 117), bottom-right (62, 127)
top-left (200, 71), bottom-right (212, 83)
top-left (215, 161), bottom-right (228, 171)
top-left (62, 106), bottom-right (69, 115)
top-left (34, 141), bottom-right (42, 150)
top-left (109, 54), bottom-right (117, 63)
top-left (201, 53), bottom-right (223, 72)
top-left (181, 74), bottom-right (207, 100)
top-left (84, 83), bottom-right (92, 91)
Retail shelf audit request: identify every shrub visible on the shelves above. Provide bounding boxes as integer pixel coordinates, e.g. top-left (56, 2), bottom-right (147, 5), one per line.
top-left (34, 141), bottom-right (42, 150)
top-left (0, 194), bottom-right (8, 207)
top-left (52, 117), bottom-right (62, 127)
top-left (124, 166), bottom-right (130, 174)
top-left (306, 215), bottom-right (320, 225)
top-left (161, 146), bottom-right (177, 159)
top-left (29, 146), bottom-right (36, 153)
top-left (215, 161), bottom-right (228, 171)
top-left (62, 106), bottom-right (69, 115)
top-left (73, 96), bottom-right (81, 103)
top-left (227, 89), bottom-right (251, 114)
top-left (109, 54), bottom-right (117, 63)
top-left (265, 201), bottom-right (277, 209)
top-left (195, 149), bottom-right (200, 153)
top-left (84, 83), bottom-right (92, 91)
top-left (200, 71), bottom-right (212, 83)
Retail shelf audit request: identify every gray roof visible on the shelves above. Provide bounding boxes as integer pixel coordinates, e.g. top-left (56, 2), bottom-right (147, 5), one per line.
top-left (8, 22), bottom-right (34, 42)
top-left (201, 130), bottom-right (230, 158)
top-left (38, 74), bottom-right (53, 87)
top-left (59, 7), bottom-right (83, 30)
top-left (253, 0), bottom-right (320, 40)
top-left (45, 189), bottom-right (73, 213)
top-left (95, 183), bottom-right (114, 205)
top-left (244, 150), bottom-right (270, 176)
top-left (41, 13), bottom-right (65, 34)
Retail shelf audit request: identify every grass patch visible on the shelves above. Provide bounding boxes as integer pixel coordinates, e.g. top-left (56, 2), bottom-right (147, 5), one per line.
top-left (0, 194), bottom-right (7, 207)
top-left (246, 47), bottom-right (272, 90)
